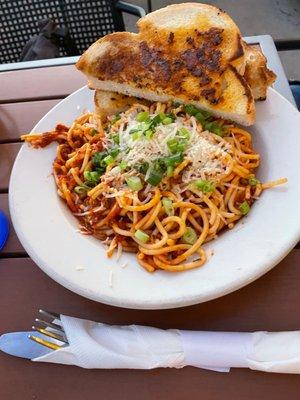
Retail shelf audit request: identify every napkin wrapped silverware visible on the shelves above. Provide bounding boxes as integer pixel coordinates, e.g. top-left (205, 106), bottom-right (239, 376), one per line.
top-left (1, 315), bottom-right (300, 373)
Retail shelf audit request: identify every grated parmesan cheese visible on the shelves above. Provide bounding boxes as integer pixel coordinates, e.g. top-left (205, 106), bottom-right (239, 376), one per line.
top-left (104, 110), bottom-right (232, 185)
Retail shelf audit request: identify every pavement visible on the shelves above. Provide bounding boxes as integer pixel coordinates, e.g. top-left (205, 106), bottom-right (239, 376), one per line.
top-left (123, 0), bottom-right (300, 81)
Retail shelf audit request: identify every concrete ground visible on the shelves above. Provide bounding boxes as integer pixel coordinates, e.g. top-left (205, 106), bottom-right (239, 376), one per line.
top-left (123, 0), bottom-right (300, 81)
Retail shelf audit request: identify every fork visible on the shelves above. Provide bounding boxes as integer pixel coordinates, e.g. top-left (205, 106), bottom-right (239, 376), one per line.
top-left (29, 309), bottom-right (69, 350)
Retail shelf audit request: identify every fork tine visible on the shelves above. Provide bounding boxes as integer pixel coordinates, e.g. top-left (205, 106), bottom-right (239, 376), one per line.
top-left (35, 318), bottom-right (65, 334)
top-left (28, 335), bottom-right (62, 351)
top-left (39, 309), bottom-right (60, 321)
top-left (32, 326), bottom-right (68, 344)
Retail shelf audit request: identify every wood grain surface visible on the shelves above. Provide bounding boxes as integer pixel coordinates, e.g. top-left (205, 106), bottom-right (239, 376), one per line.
top-left (0, 99), bottom-right (61, 141)
top-left (0, 65), bottom-right (86, 102)
top-left (0, 254), bottom-right (300, 400)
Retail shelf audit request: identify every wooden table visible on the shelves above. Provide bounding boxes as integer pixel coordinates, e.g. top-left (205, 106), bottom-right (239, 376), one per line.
top-left (1, 64), bottom-right (300, 400)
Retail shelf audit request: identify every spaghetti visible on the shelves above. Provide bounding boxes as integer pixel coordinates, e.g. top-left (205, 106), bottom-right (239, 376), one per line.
top-left (22, 101), bottom-right (287, 272)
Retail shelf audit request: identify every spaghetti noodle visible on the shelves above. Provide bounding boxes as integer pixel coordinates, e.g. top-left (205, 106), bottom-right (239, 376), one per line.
top-left (22, 101), bottom-right (287, 272)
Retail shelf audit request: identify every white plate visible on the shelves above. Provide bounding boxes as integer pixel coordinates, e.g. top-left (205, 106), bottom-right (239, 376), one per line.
top-left (9, 87), bottom-right (300, 309)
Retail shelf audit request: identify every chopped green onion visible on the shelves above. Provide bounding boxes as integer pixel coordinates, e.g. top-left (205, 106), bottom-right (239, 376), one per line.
top-left (132, 131), bottom-right (143, 141)
top-left (162, 117), bottom-right (173, 125)
top-left (239, 201), bottom-right (250, 215)
top-left (119, 160), bottom-right (127, 170)
top-left (145, 168), bottom-right (163, 186)
top-left (177, 141), bottom-right (188, 153)
top-left (166, 113), bottom-right (176, 121)
top-left (178, 127), bottom-right (190, 139)
top-left (195, 112), bottom-right (206, 125)
top-left (111, 113), bottom-right (121, 124)
top-left (184, 104), bottom-right (200, 116)
top-left (162, 197), bottom-right (174, 216)
top-left (134, 229), bottom-right (150, 243)
top-left (149, 114), bottom-right (162, 127)
top-left (167, 138), bottom-right (179, 154)
top-left (163, 153), bottom-right (183, 167)
top-left (129, 128), bottom-right (141, 135)
top-left (167, 137), bottom-right (188, 154)
top-left (136, 111), bottom-right (150, 122)
top-left (195, 179), bottom-right (215, 194)
top-left (74, 185), bottom-right (89, 195)
top-left (145, 129), bottom-right (154, 139)
top-left (90, 128), bottom-right (98, 136)
top-left (126, 176), bottom-right (143, 191)
top-left (248, 176), bottom-right (260, 186)
top-left (95, 166), bottom-right (106, 176)
top-left (167, 165), bottom-right (174, 177)
top-left (111, 113), bottom-right (121, 123)
top-left (110, 133), bottom-right (120, 145)
top-left (84, 170), bottom-right (101, 185)
top-left (92, 151), bottom-right (107, 168)
top-left (103, 155), bottom-right (115, 165)
top-left (182, 227), bottom-right (198, 245)
top-left (184, 105), bottom-right (211, 123)
top-left (136, 162), bottom-right (149, 175)
top-left (153, 158), bottom-right (167, 174)
top-left (109, 148), bottom-right (120, 158)
top-left (204, 121), bottom-right (224, 136)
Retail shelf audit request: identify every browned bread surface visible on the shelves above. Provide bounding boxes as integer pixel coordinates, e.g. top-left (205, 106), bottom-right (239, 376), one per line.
top-left (243, 44), bottom-right (277, 101)
top-left (77, 3), bottom-right (257, 125)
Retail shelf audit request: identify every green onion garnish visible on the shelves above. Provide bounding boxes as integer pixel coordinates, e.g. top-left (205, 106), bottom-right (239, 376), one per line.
top-left (182, 227), bottom-right (198, 245)
top-left (145, 129), bottom-right (154, 139)
top-left (145, 168), bottom-right (163, 186)
top-left (132, 131), bottom-right (143, 141)
top-left (119, 160), bottom-right (127, 171)
top-left (126, 176), bottom-right (143, 191)
top-left (111, 113), bottom-right (121, 123)
top-left (239, 201), bottom-right (250, 215)
top-left (90, 128), bottom-right (98, 136)
top-left (184, 104), bottom-right (200, 116)
top-left (74, 184), bottom-right (89, 195)
top-left (184, 104), bottom-right (211, 125)
top-left (110, 133), bottom-right (120, 145)
top-left (134, 229), bottom-right (150, 243)
top-left (195, 179), bottom-right (215, 194)
top-left (103, 155), bottom-right (115, 165)
top-left (109, 148), bottom-right (120, 158)
top-left (167, 165), bottom-right (174, 177)
top-left (135, 162), bottom-right (149, 175)
top-left (162, 197), bottom-right (174, 216)
top-left (92, 151), bottom-right (107, 168)
top-left (178, 127), bottom-right (190, 139)
top-left (83, 170), bottom-right (101, 185)
top-left (248, 176), bottom-right (260, 186)
top-left (162, 117), bottom-right (173, 125)
top-left (204, 121), bottom-right (224, 136)
top-left (136, 111), bottom-right (150, 122)
top-left (167, 137), bottom-right (188, 154)
top-left (163, 153), bottom-right (183, 167)
top-left (167, 138), bottom-right (179, 154)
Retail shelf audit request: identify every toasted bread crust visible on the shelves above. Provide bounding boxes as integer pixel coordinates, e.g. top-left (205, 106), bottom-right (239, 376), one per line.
top-left (77, 29), bottom-right (250, 106)
top-left (76, 3), bottom-right (258, 125)
top-left (243, 44), bottom-right (276, 100)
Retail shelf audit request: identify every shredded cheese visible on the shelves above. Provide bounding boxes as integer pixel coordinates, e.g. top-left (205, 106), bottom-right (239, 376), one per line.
top-left (103, 110), bottom-right (232, 185)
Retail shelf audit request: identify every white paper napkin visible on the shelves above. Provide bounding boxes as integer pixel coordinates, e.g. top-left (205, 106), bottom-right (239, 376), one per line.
top-left (1, 315), bottom-right (300, 373)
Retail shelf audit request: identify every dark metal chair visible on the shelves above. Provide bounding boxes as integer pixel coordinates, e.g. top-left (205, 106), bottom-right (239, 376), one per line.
top-left (0, 0), bottom-right (146, 64)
